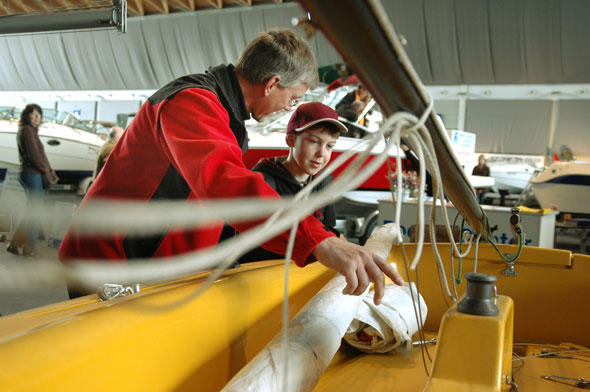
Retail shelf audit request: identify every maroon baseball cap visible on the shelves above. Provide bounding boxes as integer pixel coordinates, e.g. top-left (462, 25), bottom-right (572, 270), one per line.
top-left (286, 102), bottom-right (347, 134)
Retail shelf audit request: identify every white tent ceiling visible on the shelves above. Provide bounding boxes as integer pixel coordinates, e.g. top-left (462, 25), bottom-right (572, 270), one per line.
top-left (0, 0), bottom-right (589, 157)
top-left (1, 0), bottom-right (590, 91)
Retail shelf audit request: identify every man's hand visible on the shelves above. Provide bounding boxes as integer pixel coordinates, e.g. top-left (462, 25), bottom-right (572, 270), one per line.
top-left (312, 236), bottom-right (404, 305)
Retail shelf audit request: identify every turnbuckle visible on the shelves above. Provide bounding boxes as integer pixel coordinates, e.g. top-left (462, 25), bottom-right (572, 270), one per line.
top-left (541, 375), bottom-right (590, 389)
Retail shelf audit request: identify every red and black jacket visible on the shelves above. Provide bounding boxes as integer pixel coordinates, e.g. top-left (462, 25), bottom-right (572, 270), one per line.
top-left (59, 65), bottom-right (334, 266)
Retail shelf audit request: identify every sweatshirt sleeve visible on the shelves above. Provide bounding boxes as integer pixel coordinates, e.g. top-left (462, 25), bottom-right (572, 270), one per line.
top-left (158, 88), bottom-right (335, 266)
top-left (20, 125), bottom-right (53, 174)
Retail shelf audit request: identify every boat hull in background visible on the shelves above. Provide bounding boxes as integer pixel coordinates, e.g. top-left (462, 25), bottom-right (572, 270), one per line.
top-left (489, 164), bottom-right (536, 193)
top-left (0, 120), bottom-right (103, 188)
top-left (531, 161), bottom-right (590, 214)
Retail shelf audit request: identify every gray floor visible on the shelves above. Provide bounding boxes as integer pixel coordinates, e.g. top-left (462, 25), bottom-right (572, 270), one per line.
top-left (0, 241), bottom-right (69, 316)
top-left (0, 190), bottom-right (81, 317)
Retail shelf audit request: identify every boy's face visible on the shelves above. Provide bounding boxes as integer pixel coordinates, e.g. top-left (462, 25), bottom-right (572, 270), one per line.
top-left (287, 126), bottom-right (339, 177)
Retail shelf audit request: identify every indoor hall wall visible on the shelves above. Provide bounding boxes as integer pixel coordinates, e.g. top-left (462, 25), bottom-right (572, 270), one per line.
top-left (2, 98), bottom-right (145, 126)
top-left (554, 100), bottom-right (590, 159)
top-left (464, 100), bottom-right (551, 155)
top-left (97, 100), bottom-right (143, 125)
top-left (0, 96), bottom-right (55, 110)
top-left (57, 101), bottom-right (96, 121)
top-left (433, 99), bottom-right (460, 130)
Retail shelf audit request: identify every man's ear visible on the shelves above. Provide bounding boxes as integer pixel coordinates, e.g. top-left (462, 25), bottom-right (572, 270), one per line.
top-left (286, 132), bottom-right (296, 147)
top-left (264, 75), bottom-right (281, 96)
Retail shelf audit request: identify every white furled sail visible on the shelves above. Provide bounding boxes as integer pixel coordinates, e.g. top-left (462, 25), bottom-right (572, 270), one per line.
top-left (222, 223), bottom-right (426, 392)
top-left (344, 283), bottom-right (427, 354)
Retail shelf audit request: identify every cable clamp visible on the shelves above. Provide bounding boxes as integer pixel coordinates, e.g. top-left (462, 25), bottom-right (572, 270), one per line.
top-left (97, 283), bottom-right (140, 301)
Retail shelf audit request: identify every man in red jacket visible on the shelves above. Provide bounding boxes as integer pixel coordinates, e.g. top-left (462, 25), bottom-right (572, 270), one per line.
top-left (59, 29), bottom-right (403, 303)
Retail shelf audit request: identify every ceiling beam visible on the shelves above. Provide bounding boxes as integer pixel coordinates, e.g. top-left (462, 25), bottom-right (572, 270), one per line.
top-left (195, 0), bottom-right (222, 8)
top-left (224, 0), bottom-right (252, 6)
top-left (127, 0), bottom-right (144, 16)
top-left (142, 0), bottom-right (169, 14)
top-left (0, 2), bottom-right (12, 15)
top-left (168, 0), bottom-right (195, 11)
top-left (52, 0), bottom-right (75, 11)
top-left (3, 0), bottom-right (33, 13)
top-left (30, 0), bottom-right (52, 12)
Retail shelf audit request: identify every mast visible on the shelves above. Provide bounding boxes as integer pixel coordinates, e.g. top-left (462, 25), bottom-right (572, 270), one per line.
top-left (299, 0), bottom-right (486, 235)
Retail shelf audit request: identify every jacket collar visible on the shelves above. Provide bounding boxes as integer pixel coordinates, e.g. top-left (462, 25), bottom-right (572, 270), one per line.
top-left (206, 64), bottom-right (250, 123)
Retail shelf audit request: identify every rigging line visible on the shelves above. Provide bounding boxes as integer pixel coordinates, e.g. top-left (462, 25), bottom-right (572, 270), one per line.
top-left (456, 219), bottom-right (466, 284)
top-left (386, 103), bottom-right (462, 301)
top-left (90, 157), bottom-right (381, 312)
top-left (485, 214), bottom-right (525, 263)
top-left (404, 132), bottom-right (426, 269)
top-left (411, 130), bottom-right (455, 301)
top-left (106, 143), bottom-right (392, 312)
top-left (472, 232), bottom-right (482, 272)
top-left (401, 243), bottom-right (430, 376)
top-left (0, 113), bottom-right (393, 293)
top-left (514, 349), bottom-right (590, 362)
top-left (413, 124), bottom-right (475, 259)
top-left (449, 211), bottom-right (462, 297)
top-left (511, 352), bottom-right (525, 376)
top-left (427, 179), bottom-right (455, 301)
top-left (514, 342), bottom-right (590, 352)
top-left (413, 256), bottom-right (432, 364)
top-left (281, 222), bottom-right (298, 392)
top-left (110, 144), bottom-right (385, 313)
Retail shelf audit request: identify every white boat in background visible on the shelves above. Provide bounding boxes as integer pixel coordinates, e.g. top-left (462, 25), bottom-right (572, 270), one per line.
top-left (485, 154), bottom-right (541, 194)
top-left (489, 164), bottom-right (536, 193)
top-left (0, 107), bottom-right (106, 190)
top-left (531, 161), bottom-right (590, 215)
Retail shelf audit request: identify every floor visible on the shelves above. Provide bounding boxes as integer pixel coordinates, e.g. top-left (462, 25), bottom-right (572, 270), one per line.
top-left (0, 190), bottom-right (80, 317)
top-left (0, 240), bottom-right (69, 316)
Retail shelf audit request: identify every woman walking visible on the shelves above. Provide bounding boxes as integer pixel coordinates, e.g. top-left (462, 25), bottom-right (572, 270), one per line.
top-left (7, 104), bottom-right (58, 257)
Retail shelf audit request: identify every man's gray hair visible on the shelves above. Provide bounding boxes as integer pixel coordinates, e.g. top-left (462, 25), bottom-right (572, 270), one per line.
top-left (235, 29), bottom-right (318, 89)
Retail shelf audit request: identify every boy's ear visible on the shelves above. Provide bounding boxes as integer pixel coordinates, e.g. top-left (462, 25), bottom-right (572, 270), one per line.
top-left (286, 132), bottom-right (296, 147)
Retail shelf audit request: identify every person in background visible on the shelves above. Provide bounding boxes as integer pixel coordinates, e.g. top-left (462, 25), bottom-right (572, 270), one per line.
top-left (472, 154), bottom-right (490, 177)
top-left (221, 102), bottom-right (346, 263)
top-left (472, 154), bottom-right (490, 203)
top-left (335, 84), bottom-right (371, 125)
top-left (59, 29), bottom-right (403, 302)
top-left (96, 128), bottom-right (109, 142)
top-left (318, 63), bottom-right (352, 85)
top-left (95, 126), bottom-right (124, 176)
top-left (7, 104), bottom-right (59, 257)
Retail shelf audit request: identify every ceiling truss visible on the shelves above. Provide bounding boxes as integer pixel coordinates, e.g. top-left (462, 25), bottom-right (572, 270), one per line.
top-left (0, 0), bottom-right (286, 17)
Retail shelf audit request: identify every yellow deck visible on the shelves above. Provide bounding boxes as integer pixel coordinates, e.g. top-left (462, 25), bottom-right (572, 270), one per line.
top-left (0, 245), bottom-right (588, 391)
top-left (315, 336), bottom-right (590, 391)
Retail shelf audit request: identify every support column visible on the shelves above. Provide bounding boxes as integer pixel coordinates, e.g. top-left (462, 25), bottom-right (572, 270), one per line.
top-left (457, 97), bottom-right (466, 131)
top-left (546, 98), bottom-right (560, 164)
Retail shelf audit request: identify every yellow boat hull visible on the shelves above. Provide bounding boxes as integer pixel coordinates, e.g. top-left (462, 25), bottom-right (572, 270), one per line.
top-left (0, 245), bottom-right (588, 391)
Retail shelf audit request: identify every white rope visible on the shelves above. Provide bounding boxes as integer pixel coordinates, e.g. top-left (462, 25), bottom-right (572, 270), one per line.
top-left (473, 232), bottom-right (482, 272)
top-left (1, 91), bottom-right (477, 315)
top-left (0, 118), bottom-right (398, 291)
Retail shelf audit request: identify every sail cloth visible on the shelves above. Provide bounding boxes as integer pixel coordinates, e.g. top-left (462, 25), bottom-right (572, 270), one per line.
top-left (222, 223), bottom-right (427, 392)
top-left (345, 283), bottom-right (427, 354)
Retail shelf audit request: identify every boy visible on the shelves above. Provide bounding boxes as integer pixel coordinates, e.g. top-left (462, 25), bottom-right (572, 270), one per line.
top-left (230, 102), bottom-right (347, 262)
